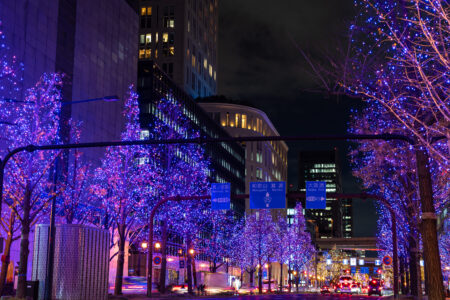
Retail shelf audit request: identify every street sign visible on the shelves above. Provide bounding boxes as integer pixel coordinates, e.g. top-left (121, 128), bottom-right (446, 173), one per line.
top-left (249, 182), bottom-right (286, 209)
top-left (179, 260), bottom-right (185, 268)
top-left (358, 259), bottom-right (364, 266)
top-left (343, 259), bottom-right (349, 265)
top-left (211, 183), bottom-right (231, 210)
top-left (351, 267), bottom-right (356, 274)
top-left (375, 259), bottom-right (381, 266)
top-left (305, 181), bottom-right (326, 209)
top-left (350, 257), bottom-right (357, 266)
top-left (153, 256), bottom-right (162, 265)
top-left (383, 255), bottom-right (392, 266)
top-left (326, 259), bottom-right (332, 265)
top-left (360, 267), bottom-right (369, 274)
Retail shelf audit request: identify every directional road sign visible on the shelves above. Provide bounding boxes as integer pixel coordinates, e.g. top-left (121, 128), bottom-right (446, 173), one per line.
top-left (250, 182), bottom-right (286, 209)
top-left (211, 183), bottom-right (231, 210)
top-left (306, 181), bottom-right (326, 209)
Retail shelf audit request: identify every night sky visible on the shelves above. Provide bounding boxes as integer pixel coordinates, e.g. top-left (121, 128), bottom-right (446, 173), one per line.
top-left (217, 0), bottom-right (377, 236)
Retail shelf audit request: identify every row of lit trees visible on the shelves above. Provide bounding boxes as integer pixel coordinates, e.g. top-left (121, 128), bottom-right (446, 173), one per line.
top-left (230, 204), bottom-right (315, 294)
top-left (301, 0), bottom-right (448, 297)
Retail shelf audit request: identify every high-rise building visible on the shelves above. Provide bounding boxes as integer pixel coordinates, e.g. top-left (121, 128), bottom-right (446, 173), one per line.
top-left (198, 100), bottom-right (288, 214)
top-left (0, 0), bottom-right (139, 162)
top-left (0, 0), bottom-right (139, 283)
top-left (295, 149), bottom-right (352, 238)
top-left (137, 0), bottom-right (218, 99)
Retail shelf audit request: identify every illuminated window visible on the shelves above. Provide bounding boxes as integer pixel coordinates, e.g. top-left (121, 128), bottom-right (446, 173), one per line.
top-left (169, 46), bottom-right (175, 56)
top-left (155, 33), bottom-right (158, 43)
top-left (235, 113), bottom-right (241, 128)
top-left (241, 114), bottom-right (247, 128)
top-left (139, 49), bottom-right (145, 59)
top-left (203, 58), bottom-right (207, 69)
top-left (214, 71), bottom-right (216, 81)
top-left (192, 55), bottom-right (196, 67)
top-left (226, 112), bottom-right (230, 126)
top-left (140, 35), bottom-right (145, 45)
top-left (146, 34), bottom-right (151, 44)
top-left (209, 65), bottom-right (213, 77)
top-left (162, 33), bottom-right (169, 43)
top-left (155, 49), bottom-right (158, 58)
top-left (145, 49), bottom-right (151, 58)
top-left (141, 7), bottom-right (147, 16)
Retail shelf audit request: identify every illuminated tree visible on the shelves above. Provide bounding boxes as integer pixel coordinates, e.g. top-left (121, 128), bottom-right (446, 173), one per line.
top-left (348, 101), bottom-right (449, 294)
top-left (2, 73), bottom-right (63, 298)
top-left (58, 119), bottom-right (91, 224)
top-left (90, 86), bottom-right (150, 296)
top-left (144, 97), bottom-right (210, 293)
top-left (201, 210), bottom-right (236, 273)
top-left (241, 211), bottom-right (275, 294)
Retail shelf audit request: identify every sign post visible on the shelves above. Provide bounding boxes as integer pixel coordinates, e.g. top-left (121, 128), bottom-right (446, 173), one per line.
top-left (211, 183), bottom-right (231, 210)
top-left (249, 182), bottom-right (286, 209)
top-left (306, 181), bottom-right (326, 209)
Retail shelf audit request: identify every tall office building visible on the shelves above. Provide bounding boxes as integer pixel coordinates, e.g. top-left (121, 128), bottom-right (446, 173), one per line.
top-left (295, 149), bottom-right (352, 238)
top-left (0, 0), bottom-right (139, 161)
top-left (0, 0), bottom-right (139, 283)
top-left (198, 100), bottom-right (288, 214)
top-left (137, 0), bottom-right (218, 99)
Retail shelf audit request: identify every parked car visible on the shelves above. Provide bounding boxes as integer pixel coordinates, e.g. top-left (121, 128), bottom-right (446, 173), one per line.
top-left (237, 284), bottom-right (257, 295)
top-left (171, 284), bottom-right (189, 294)
top-left (368, 279), bottom-right (382, 296)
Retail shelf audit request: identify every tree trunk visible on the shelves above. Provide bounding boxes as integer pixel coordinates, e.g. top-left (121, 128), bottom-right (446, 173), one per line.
top-left (159, 221), bottom-right (168, 293)
top-left (408, 237), bottom-right (420, 296)
top-left (279, 262), bottom-right (283, 292)
top-left (186, 240), bottom-right (193, 294)
top-left (114, 225), bottom-right (126, 295)
top-left (258, 266), bottom-right (263, 294)
top-left (288, 264), bottom-right (291, 293)
top-left (415, 149), bottom-right (445, 299)
top-left (400, 258), bottom-right (406, 295)
top-left (249, 270), bottom-right (254, 287)
top-left (16, 186), bottom-right (31, 299)
top-left (296, 271), bottom-right (299, 292)
top-left (0, 211), bottom-right (15, 295)
top-left (0, 230), bottom-right (13, 295)
top-left (268, 264), bottom-right (272, 292)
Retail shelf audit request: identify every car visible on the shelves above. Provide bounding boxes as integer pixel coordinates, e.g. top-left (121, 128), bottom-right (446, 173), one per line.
top-left (368, 279), bottom-right (382, 296)
top-left (351, 283), bottom-right (361, 294)
top-left (171, 284), bottom-right (189, 294)
top-left (320, 285), bottom-right (331, 294)
top-left (337, 275), bottom-right (353, 294)
top-left (237, 284), bottom-right (257, 295)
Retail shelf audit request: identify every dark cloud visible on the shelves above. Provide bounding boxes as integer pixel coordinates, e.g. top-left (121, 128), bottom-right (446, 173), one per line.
top-left (218, 0), bottom-right (377, 236)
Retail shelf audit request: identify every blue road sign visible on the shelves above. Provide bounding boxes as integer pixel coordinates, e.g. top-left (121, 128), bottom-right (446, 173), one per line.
top-left (360, 267), bottom-right (369, 274)
top-left (211, 183), bottom-right (231, 210)
top-left (351, 267), bottom-right (356, 274)
top-left (306, 181), bottom-right (326, 209)
top-left (250, 182), bottom-right (286, 209)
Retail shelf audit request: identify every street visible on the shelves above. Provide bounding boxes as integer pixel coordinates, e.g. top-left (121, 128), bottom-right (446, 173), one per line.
top-left (170, 295), bottom-right (387, 300)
